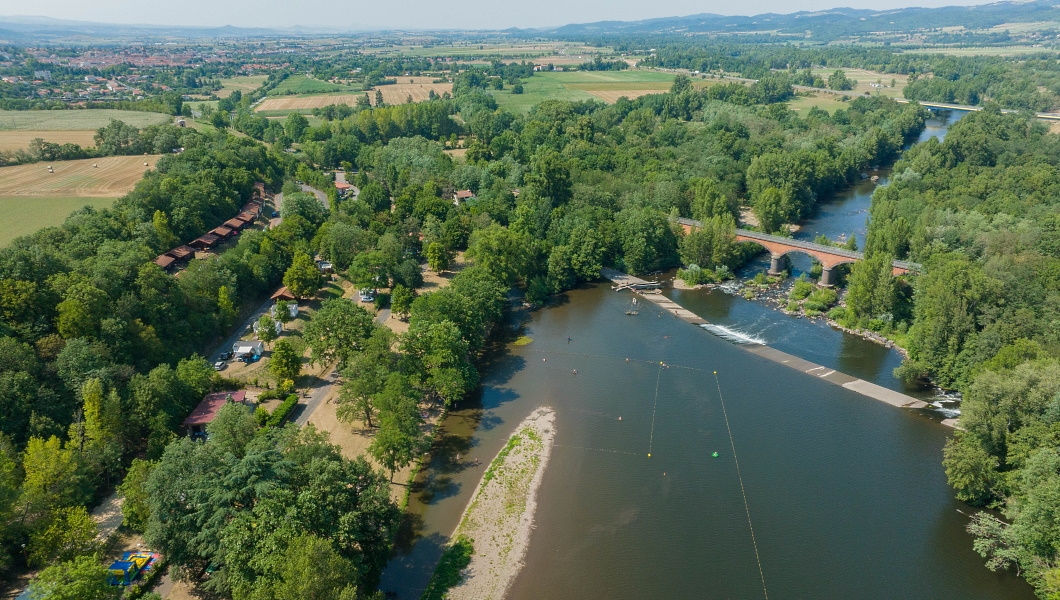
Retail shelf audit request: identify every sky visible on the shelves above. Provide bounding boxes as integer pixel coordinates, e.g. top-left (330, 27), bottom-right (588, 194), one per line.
top-left (0, 0), bottom-right (993, 31)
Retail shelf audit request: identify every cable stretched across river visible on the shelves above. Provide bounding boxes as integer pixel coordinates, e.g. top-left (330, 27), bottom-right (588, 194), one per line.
top-left (714, 370), bottom-right (769, 600)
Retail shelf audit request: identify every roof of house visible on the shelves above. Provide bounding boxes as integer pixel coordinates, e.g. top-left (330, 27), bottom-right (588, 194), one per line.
top-left (153, 255), bottom-right (175, 268)
top-left (192, 233), bottom-right (220, 247)
top-left (236, 211), bottom-right (257, 223)
top-left (224, 218), bottom-right (245, 230)
top-left (182, 390), bottom-right (247, 427)
top-left (334, 181), bottom-right (352, 190)
top-left (455, 189), bottom-right (475, 199)
top-left (271, 286), bottom-right (296, 301)
top-left (210, 226), bottom-right (233, 237)
top-left (240, 203), bottom-right (261, 214)
top-left (167, 245), bottom-right (196, 259)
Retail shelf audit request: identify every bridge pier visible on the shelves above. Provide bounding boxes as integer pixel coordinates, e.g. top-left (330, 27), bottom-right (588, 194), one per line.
top-left (768, 254), bottom-right (784, 276)
top-left (819, 267), bottom-right (835, 287)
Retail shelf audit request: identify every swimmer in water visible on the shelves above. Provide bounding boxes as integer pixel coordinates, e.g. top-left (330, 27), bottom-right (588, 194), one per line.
top-left (567, 336), bottom-right (571, 344)
top-left (618, 416), bottom-right (622, 421)
top-left (573, 369), bottom-right (578, 375)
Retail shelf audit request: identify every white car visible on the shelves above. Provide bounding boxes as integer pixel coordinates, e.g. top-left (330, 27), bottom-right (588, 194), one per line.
top-left (359, 289), bottom-right (376, 302)
top-left (213, 361), bottom-right (227, 371)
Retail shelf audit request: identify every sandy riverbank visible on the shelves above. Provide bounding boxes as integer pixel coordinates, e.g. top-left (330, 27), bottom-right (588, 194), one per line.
top-left (444, 407), bottom-right (556, 600)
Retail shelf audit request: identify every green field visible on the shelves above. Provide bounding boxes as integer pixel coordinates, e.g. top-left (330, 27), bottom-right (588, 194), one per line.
top-left (0, 109), bottom-right (171, 131)
top-left (0, 196), bottom-right (116, 246)
top-left (491, 70), bottom-right (677, 113)
top-left (267, 74), bottom-right (364, 96)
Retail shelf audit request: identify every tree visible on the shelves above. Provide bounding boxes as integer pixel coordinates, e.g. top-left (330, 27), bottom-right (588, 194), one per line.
top-left (19, 436), bottom-right (87, 525)
top-left (303, 299), bottom-right (375, 366)
top-left (273, 535), bottom-right (360, 600)
top-left (56, 283), bottom-right (109, 339)
top-left (117, 459), bottom-right (156, 532)
top-left (466, 225), bottom-right (530, 286)
top-left (284, 252), bottom-right (322, 299)
top-left (339, 328), bottom-right (397, 428)
top-left (256, 313), bottom-right (279, 346)
top-left (374, 89), bottom-right (384, 107)
top-left (845, 253), bottom-right (896, 320)
top-left (943, 434), bottom-right (999, 506)
top-left (77, 378), bottom-right (121, 481)
top-left (752, 187), bottom-right (790, 234)
top-left (284, 112), bottom-right (309, 142)
top-left (828, 69), bottom-right (855, 91)
top-left (269, 339), bottom-right (302, 384)
top-left (210, 110), bottom-right (229, 130)
top-left (28, 554), bottom-right (119, 600)
top-left (369, 374), bottom-right (423, 480)
top-left (391, 284), bottom-right (414, 321)
top-left (274, 300), bottom-right (295, 324)
top-left (28, 506), bottom-right (99, 567)
top-left (426, 242), bottom-right (451, 273)
top-left (401, 319), bottom-right (478, 406)
top-left (359, 182), bottom-right (389, 213)
top-left (679, 214), bottom-right (736, 270)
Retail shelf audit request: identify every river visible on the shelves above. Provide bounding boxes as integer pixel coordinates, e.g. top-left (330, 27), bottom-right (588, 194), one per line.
top-left (380, 108), bottom-right (1035, 599)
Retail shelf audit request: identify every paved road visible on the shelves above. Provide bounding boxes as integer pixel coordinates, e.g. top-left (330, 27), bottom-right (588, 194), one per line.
top-left (300, 183), bottom-right (330, 211)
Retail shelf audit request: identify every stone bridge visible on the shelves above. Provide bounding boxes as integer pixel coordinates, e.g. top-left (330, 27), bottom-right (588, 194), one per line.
top-left (677, 218), bottom-right (920, 286)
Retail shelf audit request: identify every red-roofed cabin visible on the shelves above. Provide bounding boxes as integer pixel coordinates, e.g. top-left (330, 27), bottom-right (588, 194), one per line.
top-left (455, 189), bottom-right (475, 200)
top-left (210, 226), bottom-right (233, 239)
top-left (271, 286), bottom-right (296, 302)
top-left (153, 254), bottom-right (176, 271)
top-left (189, 233), bottom-right (220, 250)
top-left (167, 245), bottom-right (196, 261)
top-left (224, 218), bottom-right (246, 230)
top-left (253, 182), bottom-right (265, 197)
top-left (183, 390), bottom-right (249, 438)
top-left (237, 211), bottom-right (257, 224)
top-left (240, 202), bottom-right (261, 214)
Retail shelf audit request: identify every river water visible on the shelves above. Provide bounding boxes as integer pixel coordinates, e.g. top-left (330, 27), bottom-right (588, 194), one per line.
top-left (381, 108), bottom-right (1035, 599)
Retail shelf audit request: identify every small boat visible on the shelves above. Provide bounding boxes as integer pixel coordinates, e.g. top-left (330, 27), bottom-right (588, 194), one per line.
top-left (625, 310), bottom-right (639, 316)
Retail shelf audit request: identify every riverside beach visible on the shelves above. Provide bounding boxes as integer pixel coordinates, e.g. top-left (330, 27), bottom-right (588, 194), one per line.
top-left (441, 407), bottom-right (556, 599)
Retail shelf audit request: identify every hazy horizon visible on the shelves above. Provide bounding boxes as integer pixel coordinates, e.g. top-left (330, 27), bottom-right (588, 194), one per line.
top-left (0, 0), bottom-right (995, 32)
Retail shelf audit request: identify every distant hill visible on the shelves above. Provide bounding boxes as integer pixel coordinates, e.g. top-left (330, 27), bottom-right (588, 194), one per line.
top-left (535, 1), bottom-right (1060, 40)
top-left (0, 15), bottom-right (341, 40)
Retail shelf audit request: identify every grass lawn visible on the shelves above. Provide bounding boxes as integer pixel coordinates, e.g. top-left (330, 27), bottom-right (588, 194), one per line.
top-left (786, 92), bottom-right (854, 114)
top-left (218, 75), bottom-right (268, 98)
top-left (0, 196), bottom-right (116, 246)
top-left (0, 109), bottom-right (172, 131)
top-left (491, 70), bottom-right (678, 113)
top-left (267, 74), bottom-right (364, 96)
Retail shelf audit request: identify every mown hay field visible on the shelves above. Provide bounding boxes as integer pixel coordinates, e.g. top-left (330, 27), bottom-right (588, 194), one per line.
top-left (0, 196), bottom-right (116, 246)
top-left (0, 130), bottom-right (98, 152)
top-left (255, 78), bottom-right (453, 113)
top-left (0, 109), bottom-right (171, 131)
top-left (0, 155), bottom-right (161, 198)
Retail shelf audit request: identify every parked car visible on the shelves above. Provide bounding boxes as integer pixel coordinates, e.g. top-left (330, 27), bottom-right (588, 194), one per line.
top-left (219, 351), bottom-right (233, 360)
top-left (213, 361), bottom-right (227, 371)
top-left (359, 288), bottom-right (376, 302)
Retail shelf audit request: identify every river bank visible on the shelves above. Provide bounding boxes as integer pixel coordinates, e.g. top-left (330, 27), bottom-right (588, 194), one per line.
top-left (442, 407), bottom-right (555, 600)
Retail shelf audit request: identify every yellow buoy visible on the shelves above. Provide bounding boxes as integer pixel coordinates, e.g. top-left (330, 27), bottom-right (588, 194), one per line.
top-left (647, 453), bottom-right (651, 457)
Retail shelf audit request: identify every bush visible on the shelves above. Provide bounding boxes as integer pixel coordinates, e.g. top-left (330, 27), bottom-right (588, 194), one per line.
top-left (421, 535), bottom-right (474, 600)
top-left (752, 271), bottom-right (768, 285)
top-left (789, 278), bottom-right (815, 301)
top-left (255, 406), bottom-right (270, 427)
top-left (266, 394), bottom-right (299, 427)
top-left (677, 264), bottom-right (716, 286)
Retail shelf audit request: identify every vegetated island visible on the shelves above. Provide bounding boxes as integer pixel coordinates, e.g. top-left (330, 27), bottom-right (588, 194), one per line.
top-left (427, 406), bottom-right (556, 600)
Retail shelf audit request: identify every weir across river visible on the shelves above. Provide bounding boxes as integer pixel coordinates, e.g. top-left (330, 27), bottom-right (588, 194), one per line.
top-left (601, 268), bottom-right (931, 412)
